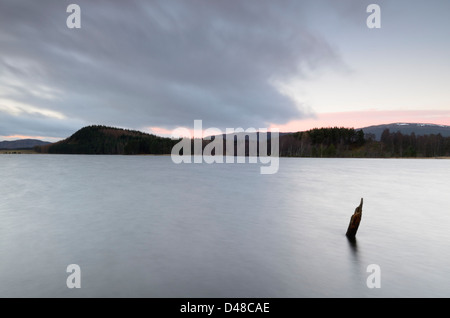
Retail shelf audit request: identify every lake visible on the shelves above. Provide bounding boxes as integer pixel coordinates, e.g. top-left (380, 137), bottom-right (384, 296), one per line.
top-left (0, 155), bottom-right (449, 297)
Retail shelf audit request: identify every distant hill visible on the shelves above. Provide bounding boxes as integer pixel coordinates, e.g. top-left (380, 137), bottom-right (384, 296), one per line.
top-left (0, 139), bottom-right (51, 150)
top-left (360, 123), bottom-right (450, 140)
top-left (35, 125), bottom-right (178, 155)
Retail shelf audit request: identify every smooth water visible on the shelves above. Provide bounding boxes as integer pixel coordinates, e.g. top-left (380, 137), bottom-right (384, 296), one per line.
top-left (0, 155), bottom-right (449, 297)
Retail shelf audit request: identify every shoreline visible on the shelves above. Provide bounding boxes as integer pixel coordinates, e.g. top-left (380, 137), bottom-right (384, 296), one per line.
top-left (1, 151), bottom-right (450, 159)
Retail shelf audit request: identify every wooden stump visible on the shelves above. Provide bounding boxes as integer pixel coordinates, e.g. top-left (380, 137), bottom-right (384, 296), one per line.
top-left (346, 198), bottom-right (363, 238)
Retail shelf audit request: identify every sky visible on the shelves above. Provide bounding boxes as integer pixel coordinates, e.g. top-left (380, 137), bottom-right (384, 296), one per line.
top-left (0, 0), bottom-right (449, 141)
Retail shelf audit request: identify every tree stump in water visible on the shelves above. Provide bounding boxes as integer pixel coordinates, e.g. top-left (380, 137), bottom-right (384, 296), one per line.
top-left (346, 198), bottom-right (363, 238)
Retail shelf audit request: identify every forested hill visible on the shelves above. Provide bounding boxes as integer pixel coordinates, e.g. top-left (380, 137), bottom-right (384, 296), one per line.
top-left (35, 125), bottom-right (178, 154)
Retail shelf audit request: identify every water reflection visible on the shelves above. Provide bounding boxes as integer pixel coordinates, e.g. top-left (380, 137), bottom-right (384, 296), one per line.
top-left (346, 236), bottom-right (359, 261)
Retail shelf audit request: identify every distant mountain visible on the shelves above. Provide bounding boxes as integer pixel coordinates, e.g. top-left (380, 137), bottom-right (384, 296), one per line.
top-left (35, 125), bottom-right (178, 154)
top-left (0, 139), bottom-right (51, 150)
top-left (360, 123), bottom-right (450, 140)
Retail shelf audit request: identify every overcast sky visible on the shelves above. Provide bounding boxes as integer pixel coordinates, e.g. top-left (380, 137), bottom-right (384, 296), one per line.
top-left (1, 0), bottom-right (449, 141)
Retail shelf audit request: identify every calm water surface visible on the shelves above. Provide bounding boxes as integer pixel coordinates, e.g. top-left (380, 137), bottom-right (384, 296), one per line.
top-left (0, 155), bottom-right (449, 297)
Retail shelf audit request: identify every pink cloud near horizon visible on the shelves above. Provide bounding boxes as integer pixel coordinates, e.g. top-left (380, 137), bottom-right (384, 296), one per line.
top-left (270, 110), bottom-right (450, 132)
top-left (145, 110), bottom-right (450, 137)
top-left (0, 135), bottom-right (62, 142)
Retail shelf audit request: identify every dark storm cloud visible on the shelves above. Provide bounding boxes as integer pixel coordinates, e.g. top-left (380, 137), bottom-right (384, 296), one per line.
top-left (0, 0), bottom-right (344, 138)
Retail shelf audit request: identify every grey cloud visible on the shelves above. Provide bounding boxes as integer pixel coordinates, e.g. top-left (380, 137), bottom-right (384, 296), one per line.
top-left (0, 111), bottom-right (83, 139)
top-left (0, 0), bottom-right (345, 138)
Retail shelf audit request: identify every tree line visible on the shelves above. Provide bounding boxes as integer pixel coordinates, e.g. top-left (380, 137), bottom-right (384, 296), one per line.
top-left (279, 127), bottom-right (450, 158)
top-left (279, 127), bottom-right (365, 157)
top-left (35, 125), bottom-right (450, 158)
